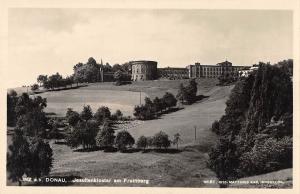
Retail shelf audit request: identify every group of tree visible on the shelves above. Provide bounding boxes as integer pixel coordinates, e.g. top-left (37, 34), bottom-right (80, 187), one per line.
top-left (217, 72), bottom-right (237, 86)
top-left (7, 91), bottom-right (54, 185)
top-left (73, 57), bottom-right (132, 84)
top-left (65, 105), bottom-right (135, 152)
top-left (208, 60), bottom-right (293, 185)
top-left (134, 93), bottom-right (177, 120)
top-left (136, 131), bottom-right (182, 151)
top-left (37, 73), bottom-right (75, 90)
top-left (176, 79), bottom-right (198, 104)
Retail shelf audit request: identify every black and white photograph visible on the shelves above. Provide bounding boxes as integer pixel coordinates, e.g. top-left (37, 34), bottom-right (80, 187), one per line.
top-left (1, 0), bottom-right (299, 193)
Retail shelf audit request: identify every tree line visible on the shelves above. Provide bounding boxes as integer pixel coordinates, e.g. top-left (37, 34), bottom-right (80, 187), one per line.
top-left (65, 105), bottom-right (181, 152)
top-left (33, 57), bottom-right (132, 91)
top-left (133, 93), bottom-right (177, 120)
top-left (208, 60), bottom-right (293, 186)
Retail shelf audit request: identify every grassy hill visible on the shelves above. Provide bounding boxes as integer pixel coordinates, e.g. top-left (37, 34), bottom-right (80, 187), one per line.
top-left (7, 78), bottom-right (232, 187)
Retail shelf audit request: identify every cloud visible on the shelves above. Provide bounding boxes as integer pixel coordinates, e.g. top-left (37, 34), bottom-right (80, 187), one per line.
top-left (6, 9), bottom-right (293, 87)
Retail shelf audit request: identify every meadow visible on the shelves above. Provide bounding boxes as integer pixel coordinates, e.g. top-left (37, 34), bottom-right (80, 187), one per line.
top-left (8, 78), bottom-right (228, 187)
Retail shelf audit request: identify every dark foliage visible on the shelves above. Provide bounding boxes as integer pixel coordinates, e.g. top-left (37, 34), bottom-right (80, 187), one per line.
top-left (7, 90), bottom-right (18, 126)
top-left (66, 108), bottom-right (81, 127)
top-left (152, 131), bottom-right (171, 149)
top-left (7, 129), bottom-right (53, 186)
top-left (94, 106), bottom-right (111, 124)
top-left (115, 130), bottom-right (135, 151)
top-left (95, 122), bottom-right (115, 150)
top-left (14, 93), bottom-right (48, 137)
top-left (66, 120), bottom-right (99, 149)
top-left (208, 60), bottom-right (293, 180)
top-left (134, 93), bottom-right (177, 120)
top-left (176, 79), bottom-right (198, 104)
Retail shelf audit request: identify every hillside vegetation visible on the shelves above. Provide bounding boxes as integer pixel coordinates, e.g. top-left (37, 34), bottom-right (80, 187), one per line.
top-left (208, 60), bottom-right (293, 184)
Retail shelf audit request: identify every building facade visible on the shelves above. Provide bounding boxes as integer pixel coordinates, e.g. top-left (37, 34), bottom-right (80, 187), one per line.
top-left (131, 60), bottom-right (158, 81)
top-left (187, 61), bottom-right (249, 78)
top-left (158, 67), bottom-right (189, 79)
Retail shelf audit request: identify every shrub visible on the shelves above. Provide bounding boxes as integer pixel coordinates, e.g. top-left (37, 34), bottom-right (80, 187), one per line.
top-left (239, 136), bottom-right (292, 177)
top-left (115, 130), bottom-right (135, 151)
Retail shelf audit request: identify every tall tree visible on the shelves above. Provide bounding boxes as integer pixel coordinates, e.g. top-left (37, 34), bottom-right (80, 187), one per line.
top-left (80, 105), bottom-right (93, 122)
top-left (7, 129), bottom-right (30, 186)
top-left (95, 122), bottom-right (115, 150)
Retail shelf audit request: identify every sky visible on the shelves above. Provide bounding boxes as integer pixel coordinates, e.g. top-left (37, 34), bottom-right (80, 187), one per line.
top-left (7, 9), bottom-right (292, 88)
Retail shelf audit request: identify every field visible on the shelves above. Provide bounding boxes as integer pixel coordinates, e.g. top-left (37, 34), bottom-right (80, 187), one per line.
top-left (8, 78), bottom-right (230, 187)
top-left (27, 79), bottom-right (218, 117)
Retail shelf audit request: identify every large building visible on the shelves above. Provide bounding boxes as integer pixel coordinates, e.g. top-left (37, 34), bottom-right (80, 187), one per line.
top-left (187, 61), bottom-right (249, 78)
top-left (131, 60), bottom-right (158, 81)
top-left (158, 67), bottom-right (189, 79)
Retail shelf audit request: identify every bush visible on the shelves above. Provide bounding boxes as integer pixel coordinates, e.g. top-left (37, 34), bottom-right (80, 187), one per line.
top-left (239, 136), bottom-right (292, 177)
top-left (152, 131), bottom-right (171, 149)
top-left (115, 130), bottom-right (135, 151)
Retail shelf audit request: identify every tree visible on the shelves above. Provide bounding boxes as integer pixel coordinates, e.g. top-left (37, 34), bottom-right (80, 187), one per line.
top-left (114, 70), bottom-right (123, 86)
top-left (7, 129), bottom-right (53, 186)
top-left (67, 120), bottom-right (98, 149)
top-left (172, 133), bottom-right (182, 149)
top-left (136, 135), bottom-right (148, 151)
top-left (112, 64), bottom-right (123, 72)
top-left (94, 106), bottom-right (111, 124)
top-left (111, 109), bottom-right (123, 121)
top-left (152, 131), bottom-right (171, 149)
top-left (7, 129), bottom-right (30, 186)
top-left (176, 83), bottom-right (186, 104)
top-left (65, 75), bottom-right (74, 87)
top-left (15, 93), bottom-right (48, 137)
top-left (66, 108), bottom-right (81, 127)
top-left (208, 61), bottom-right (293, 181)
top-left (26, 137), bottom-right (53, 180)
top-left (7, 90), bottom-right (18, 126)
top-left (37, 75), bottom-right (48, 87)
top-left (95, 122), bottom-right (115, 150)
top-left (115, 130), bottom-right (135, 151)
top-left (162, 92), bottom-right (177, 109)
top-left (31, 84), bottom-right (39, 91)
top-left (153, 97), bottom-right (162, 114)
top-left (80, 105), bottom-right (93, 122)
